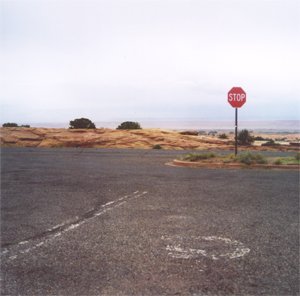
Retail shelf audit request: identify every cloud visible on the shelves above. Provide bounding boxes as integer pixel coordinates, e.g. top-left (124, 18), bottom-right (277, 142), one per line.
top-left (1, 0), bottom-right (299, 125)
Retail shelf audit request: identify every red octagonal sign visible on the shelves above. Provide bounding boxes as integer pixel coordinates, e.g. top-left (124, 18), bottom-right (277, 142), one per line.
top-left (228, 87), bottom-right (246, 108)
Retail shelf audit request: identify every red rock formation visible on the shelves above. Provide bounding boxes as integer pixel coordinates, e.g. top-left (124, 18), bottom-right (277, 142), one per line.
top-left (1, 127), bottom-right (299, 151)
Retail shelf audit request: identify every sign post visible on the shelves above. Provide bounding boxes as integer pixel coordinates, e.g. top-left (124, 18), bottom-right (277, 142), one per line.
top-left (228, 87), bottom-right (246, 156)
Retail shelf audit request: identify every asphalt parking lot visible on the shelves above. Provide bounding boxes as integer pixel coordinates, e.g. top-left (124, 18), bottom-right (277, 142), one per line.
top-left (1, 147), bottom-right (299, 295)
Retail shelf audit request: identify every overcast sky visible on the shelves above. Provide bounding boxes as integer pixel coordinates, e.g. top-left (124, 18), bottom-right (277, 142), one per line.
top-left (1, 0), bottom-right (299, 126)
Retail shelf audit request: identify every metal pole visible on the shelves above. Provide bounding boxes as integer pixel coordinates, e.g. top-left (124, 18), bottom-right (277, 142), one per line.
top-left (235, 108), bottom-right (238, 156)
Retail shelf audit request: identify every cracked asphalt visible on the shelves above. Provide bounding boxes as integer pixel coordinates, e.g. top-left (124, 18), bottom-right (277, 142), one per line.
top-left (1, 147), bottom-right (299, 295)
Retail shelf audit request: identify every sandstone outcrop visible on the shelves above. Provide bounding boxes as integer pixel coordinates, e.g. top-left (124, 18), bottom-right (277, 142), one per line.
top-left (1, 127), bottom-right (299, 151)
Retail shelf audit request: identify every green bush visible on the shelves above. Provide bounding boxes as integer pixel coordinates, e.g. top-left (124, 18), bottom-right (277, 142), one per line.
top-left (2, 123), bottom-right (31, 128)
top-left (255, 153), bottom-right (268, 164)
top-left (295, 152), bottom-right (300, 161)
top-left (183, 152), bottom-right (209, 161)
top-left (2, 122), bottom-right (18, 127)
top-left (274, 158), bottom-right (282, 165)
top-left (116, 121), bottom-right (142, 130)
top-left (198, 153), bottom-right (210, 159)
top-left (153, 144), bottom-right (163, 149)
top-left (183, 152), bottom-right (219, 162)
top-left (261, 139), bottom-right (280, 146)
top-left (183, 153), bottom-right (200, 162)
top-left (69, 118), bottom-right (96, 129)
top-left (208, 152), bottom-right (217, 158)
top-left (218, 133), bottom-right (228, 139)
top-left (238, 129), bottom-right (254, 145)
top-left (239, 151), bottom-right (256, 165)
top-left (254, 136), bottom-right (266, 141)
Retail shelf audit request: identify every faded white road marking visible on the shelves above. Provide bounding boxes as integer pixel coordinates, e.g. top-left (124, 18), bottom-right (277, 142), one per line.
top-left (19, 241), bottom-right (28, 245)
top-left (163, 235), bottom-right (250, 260)
top-left (2, 191), bottom-right (148, 262)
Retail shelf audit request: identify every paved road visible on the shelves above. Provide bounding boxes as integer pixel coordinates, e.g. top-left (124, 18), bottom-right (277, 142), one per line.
top-left (1, 147), bottom-right (299, 295)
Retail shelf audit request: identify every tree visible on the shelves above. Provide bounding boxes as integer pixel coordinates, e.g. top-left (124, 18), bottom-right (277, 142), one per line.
top-left (2, 122), bottom-right (18, 127)
top-left (116, 121), bottom-right (142, 130)
top-left (69, 118), bottom-right (96, 129)
top-left (238, 129), bottom-right (254, 145)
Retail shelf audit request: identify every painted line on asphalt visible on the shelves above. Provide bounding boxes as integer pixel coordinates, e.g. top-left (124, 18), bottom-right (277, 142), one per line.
top-left (2, 191), bottom-right (148, 262)
top-left (162, 235), bottom-right (250, 261)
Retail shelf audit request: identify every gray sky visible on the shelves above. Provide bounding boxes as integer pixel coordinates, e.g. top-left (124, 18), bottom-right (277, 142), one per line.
top-left (1, 0), bottom-right (299, 126)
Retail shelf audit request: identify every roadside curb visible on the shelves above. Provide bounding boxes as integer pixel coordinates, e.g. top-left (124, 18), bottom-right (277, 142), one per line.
top-left (172, 159), bottom-right (300, 170)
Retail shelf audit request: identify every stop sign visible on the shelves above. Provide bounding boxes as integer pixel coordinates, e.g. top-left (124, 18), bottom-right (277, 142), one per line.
top-left (228, 87), bottom-right (246, 108)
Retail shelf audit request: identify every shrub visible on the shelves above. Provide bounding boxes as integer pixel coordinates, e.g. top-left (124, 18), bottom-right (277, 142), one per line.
top-left (69, 118), bottom-right (96, 129)
top-left (239, 151), bottom-right (256, 165)
top-left (198, 153), bottom-right (210, 159)
top-left (183, 152), bottom-right (209, 162)
top-left (218, 133), bottom-right (228, 139)
top-left (153, 144), bottom-right (163, 149)
top-left (295, 152), bottom-right (300, 161)
top-left (254, 136), bottom-right (266, 141)
top-left (183, 153), bottom-right (200, 162)
top-left (208, 152), bottom-right (217, 158)
top-left (261, 139), bottom-right (280, 146)
top-left (238, 129), bottom-right (254, 145)
top-left (274, 158), bottom-right (282, 165)
top-left (2, 122), bottom-right (18, 127)
top-left (116, 121), bottom-right (142, 130)
top-left (255, 153), bottom-right (268, 164)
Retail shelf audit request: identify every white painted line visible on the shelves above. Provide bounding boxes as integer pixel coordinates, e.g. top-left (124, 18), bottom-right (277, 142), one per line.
top-left (19, 241), bottom-right (29, 245)
top-left (2, 191), bottom-right (148, 262)
top-left (163, 235), bottom-right (250, 260)
top-left (8, 255), bottom-right (17, 260)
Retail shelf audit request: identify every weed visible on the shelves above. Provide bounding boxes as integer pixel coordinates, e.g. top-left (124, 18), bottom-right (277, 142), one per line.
top-left (274, 158), bottom-right (282, 165)
top-left (239, 151), bottom-right (256, 165)
top-left (208, 152), bottom-right (217, 158)
top-left (295, 152), bottom-right (300, 161)
top-left (255, 153), bottom-right (268, 164)
top-left (55, 144), bottom-right (63, 148)
top-left (198, 153), bottom-right (210, 159)
top-left (153, 144), bottom-right (163, 149)
top-left (183, 152), bottom-right (213, 162)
